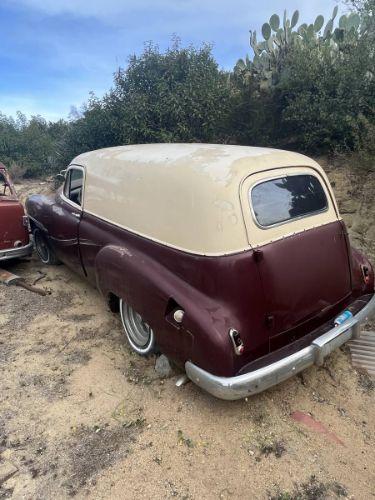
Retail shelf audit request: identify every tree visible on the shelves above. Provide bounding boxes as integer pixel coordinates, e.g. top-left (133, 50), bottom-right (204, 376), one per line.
top-left (0, 113), bottom-right (66, 176)
top-left (105, 41), bottom-right (231, 144)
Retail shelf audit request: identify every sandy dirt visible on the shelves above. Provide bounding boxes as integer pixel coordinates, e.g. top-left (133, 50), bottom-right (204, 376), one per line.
top-left (0, 170), bottom-right (374, 500)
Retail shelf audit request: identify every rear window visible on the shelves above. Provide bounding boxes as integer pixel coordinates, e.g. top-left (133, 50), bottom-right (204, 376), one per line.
top-left (250, 174), bottom-right (328, 228)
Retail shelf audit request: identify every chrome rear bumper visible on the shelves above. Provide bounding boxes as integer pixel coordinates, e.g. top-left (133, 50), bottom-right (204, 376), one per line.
top-left (185, 293), bottom-right (375, 400)
top-left (0, 242), bottom-right (33, 262)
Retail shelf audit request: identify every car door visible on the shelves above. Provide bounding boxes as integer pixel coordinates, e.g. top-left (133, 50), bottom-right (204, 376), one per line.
top-left (49, 165), bottom-right (85, 274)
top-left (241, 166), bottom-right (352, 351)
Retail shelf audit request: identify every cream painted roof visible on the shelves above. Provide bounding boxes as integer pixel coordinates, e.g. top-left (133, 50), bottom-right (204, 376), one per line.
top-left (71, 144), bottom-right (338, 255)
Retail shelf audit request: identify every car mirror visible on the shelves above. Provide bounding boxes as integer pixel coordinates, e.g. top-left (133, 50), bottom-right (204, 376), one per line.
top-left (54, 170), bottom-right (67, 190)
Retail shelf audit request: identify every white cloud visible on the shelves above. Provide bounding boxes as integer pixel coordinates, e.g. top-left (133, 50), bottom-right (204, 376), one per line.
top-left (9, 0), bottom-right (341, 25)
top-left (8, 0), bottom-right (248, 17)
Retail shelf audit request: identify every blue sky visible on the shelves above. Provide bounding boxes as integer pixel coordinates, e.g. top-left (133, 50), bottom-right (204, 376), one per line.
top-left (0, 0), bottom-right (344, 121)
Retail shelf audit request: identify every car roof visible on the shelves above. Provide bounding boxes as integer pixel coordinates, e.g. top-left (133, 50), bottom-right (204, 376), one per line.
top-left (70, 144), bottom-right (333, 256)
top-left (72, 143), bottom-right (321, 181)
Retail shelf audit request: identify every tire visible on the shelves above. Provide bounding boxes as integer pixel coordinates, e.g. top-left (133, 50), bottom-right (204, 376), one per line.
top-left (33, 228), bottom-right (59, 265)
top-left (119, 298), bottom-right (156, 356)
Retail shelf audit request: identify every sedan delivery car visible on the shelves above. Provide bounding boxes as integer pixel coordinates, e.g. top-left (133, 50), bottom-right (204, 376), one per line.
top-left (0, 163), bottom-right (32, 262)
top-left (26, 144), bottom-right (375, 400)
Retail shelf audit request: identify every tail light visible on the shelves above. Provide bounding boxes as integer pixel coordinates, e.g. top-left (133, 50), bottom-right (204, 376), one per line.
top-left (229, 328), bottom-right (245, 355)
top-left (23, 215), bottom-right (31, 232)
top-left (361, 265), bottom-right (370, 285)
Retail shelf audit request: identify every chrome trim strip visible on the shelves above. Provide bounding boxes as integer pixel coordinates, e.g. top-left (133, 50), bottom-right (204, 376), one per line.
top-left (185, 294), bottom-right (375, 400)
top-left (0, 242), bottom-right (33, 261)
top-left (49, 236), bottom-right (78, 247)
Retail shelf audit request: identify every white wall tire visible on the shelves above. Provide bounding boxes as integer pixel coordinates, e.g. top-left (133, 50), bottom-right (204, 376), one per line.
top-left (33, 228), bottom-right (59, 265)
top-left (119, 298), bottom-right (156, 356)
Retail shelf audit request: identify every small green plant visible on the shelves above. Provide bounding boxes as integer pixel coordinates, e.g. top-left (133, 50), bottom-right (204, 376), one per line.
top-left (258, 437), bottom-right (286, 458)
top-left (177, 430), bottom-right (194, 448)
top-left (269, 475), bottom-right (348, 500)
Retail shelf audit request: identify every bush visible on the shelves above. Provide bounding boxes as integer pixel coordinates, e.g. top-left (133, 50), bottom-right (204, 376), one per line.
top-left (277, 34), bottom-right (374, 154)
top-left (0, 113), bottom-right (69, 177)
top-left (230, 2), bottom-right (374, 162)
top-left (105, 40), bottom-right (231, 144)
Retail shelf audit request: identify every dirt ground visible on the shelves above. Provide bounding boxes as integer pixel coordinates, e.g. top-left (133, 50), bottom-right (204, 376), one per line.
top-left (0, 167), bottom-right (374, 500)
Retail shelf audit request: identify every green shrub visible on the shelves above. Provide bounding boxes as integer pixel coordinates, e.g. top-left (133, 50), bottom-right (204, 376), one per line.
top-left (276, 32), bottom-right (374, 154)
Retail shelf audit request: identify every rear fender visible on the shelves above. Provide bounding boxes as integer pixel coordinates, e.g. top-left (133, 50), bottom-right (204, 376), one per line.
top-left (26, 194), bottom-right (56, 233)
top-left (94, 244), bottom-right (234, 373)
top-left (26, 194), bottom-right (60, 257)
top-left (28, 215), bottom-right (48, 233)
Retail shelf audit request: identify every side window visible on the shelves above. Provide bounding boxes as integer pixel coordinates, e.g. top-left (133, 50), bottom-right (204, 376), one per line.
top-left (63, 168), bottom-right (84, 207)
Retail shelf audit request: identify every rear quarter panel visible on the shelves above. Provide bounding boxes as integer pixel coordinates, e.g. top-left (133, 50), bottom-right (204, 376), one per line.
top-left (79, 212), bottom-right (268, 377)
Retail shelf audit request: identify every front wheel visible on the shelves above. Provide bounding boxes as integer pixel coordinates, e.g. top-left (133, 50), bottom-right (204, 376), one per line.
top-left (119, 299), bottom-right (156, 356)
top-left (33, 228), bottom-right (59, 265)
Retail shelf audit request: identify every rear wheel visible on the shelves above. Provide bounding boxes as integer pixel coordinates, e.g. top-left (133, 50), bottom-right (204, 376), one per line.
top-left (33, 228), bottom-right (59, 265)
top-left (119, 299), bottom-right (156, 355)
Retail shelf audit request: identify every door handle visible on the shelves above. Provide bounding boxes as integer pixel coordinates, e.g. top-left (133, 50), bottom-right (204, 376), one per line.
top-left (71, 212), bottom-right (81, 218)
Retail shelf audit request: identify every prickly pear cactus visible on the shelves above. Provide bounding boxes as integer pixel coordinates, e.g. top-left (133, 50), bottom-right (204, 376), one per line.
top-left (235, 7), bottom-right (359, 90)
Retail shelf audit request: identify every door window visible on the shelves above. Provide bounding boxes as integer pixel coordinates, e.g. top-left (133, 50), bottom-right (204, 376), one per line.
top-left (63, 168), bottom-right (84, 207)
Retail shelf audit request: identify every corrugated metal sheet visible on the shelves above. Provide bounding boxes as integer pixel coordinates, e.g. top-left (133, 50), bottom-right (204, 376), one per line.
top-left (348, 331), bottom-right (375, 379)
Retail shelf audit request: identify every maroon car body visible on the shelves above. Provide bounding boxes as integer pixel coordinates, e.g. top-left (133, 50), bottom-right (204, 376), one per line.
top-left (26, 145), bottom-right (375, 399)
top-left (0, 163), bottom-right (32, 262)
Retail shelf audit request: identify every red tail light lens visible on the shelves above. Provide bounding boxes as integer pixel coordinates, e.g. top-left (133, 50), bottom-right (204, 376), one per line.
top-left (361, 265), bottom-right (370, 285)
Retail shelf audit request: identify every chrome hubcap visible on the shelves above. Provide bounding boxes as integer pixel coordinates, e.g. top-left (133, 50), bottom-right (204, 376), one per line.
top-left (121, 302), bottom-right (152, 348)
